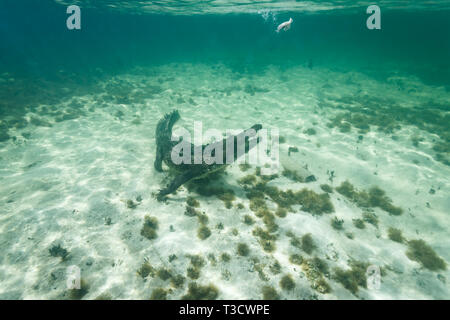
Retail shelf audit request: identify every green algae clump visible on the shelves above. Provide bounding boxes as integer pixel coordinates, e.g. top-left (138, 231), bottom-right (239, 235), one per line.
top-left (362, 211), bottom-right (379, 227)
top-left (137, 261), bottom-right (155, 278)
top-left (333, 261), bottom-right (370, 295)
top-left (243, 215), bottom-right (255, 225)
top-left (197, 213), bottom-right (209, 225)
top-left (187, 267), bottom-right (201, 279)
top-left (301, 233), bottom-right (316, 254)
top-left (171, 274), bottom-right (186, 288)
top-left (335, 180), bottom-right (358, 199)
top-left (249, 197), bottom-right (267, 213)
top-left (260, 240), bottom-right (276, 253)
top-left (94, 293), bottom-right (113, 300)
top-left (320, 184), bottom-right (333, 193)
top-left (236, 203), bottom-right (245, 209)
top-left (157, 268), bottom-right (172, 281)
top-left (295, 189), bottom-right (334, 215)
top-left (126, 199), bottom-right (138, 209)
top-left (141, 216), bottom-right (159, 240)
top-left (197, 225), bottom-right (212, 240)
top-left (261, 286), bottom-right (280, 300)
top-left (288, 189), bottom-right (333, 214)
top-left (275, 207), bottom-right (287, 218)
top-left (49, 244), bottom-right (69, 261)
top-left (314, 278), bottom-right (331, 294)
top-left (289, 254), bottom-right (304, 265)
top-left (331, 217), bottom-right (344, 230)
top-left (304, 128), bottom-right (317, 135)
top-left (238, 175), bottom-right (257, 186)
top-left (186, 196), bottom-right (200, 208)
top-left (237, 243), bottom-right (250, 256)
top-left (239, 163), bottom-right (252, 172)
top-left (302, 258), bottom-right (331, 294)
top-left (387, 227), bottom-right (404, 243)
top-left (368, 187), bottom-right (403, 216)
top-left (406, 239), bottom-right (446, 271)
top-left (282, 169), bottom-right (307, 183)
top-left (262, 212), bottom-right (278, 233)
top-left (262, 286), bottom-right (280, 300)
top-left (150, 288), bottom-right (168, 300)
top-left (220, 253), bottom-right (231, 262)
top-left (185, 205), bottom-right (200, 217)
top-left (189, 255), bottom-right (206, 268)
top-left (353, 219), bottom-right (365, 229)
top-left (311, 257), bottom-right (329, 275)
top-left (187, 254), bottom-right (206, 279)
top-left (216, 189), bottom-right (236, 209)
top-left (336, 181), bottom-right (403, 216)
top-left (246, 183), bottom-right (333, 215)
top-left (182, 283), bottom-right (219, 300)
top-left (279, 275), bottom-right (295, 291)
top-left (253, 227), bottom-right (277, 253)
top-left (269, 261), bottom-right (282, 275)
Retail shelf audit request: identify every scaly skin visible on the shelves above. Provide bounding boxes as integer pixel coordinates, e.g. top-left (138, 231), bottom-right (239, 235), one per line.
top-left (154, 110), bottom-right (262, 199)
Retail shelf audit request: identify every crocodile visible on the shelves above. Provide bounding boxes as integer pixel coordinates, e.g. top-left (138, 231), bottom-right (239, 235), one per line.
top-left (154, 110), bottom-right (262, 198)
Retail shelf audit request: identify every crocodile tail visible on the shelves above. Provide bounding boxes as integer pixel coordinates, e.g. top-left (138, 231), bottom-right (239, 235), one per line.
top-left (156, 110), bottom-right (180, 143)
top-left (155, 110), bottom-right (181, 172)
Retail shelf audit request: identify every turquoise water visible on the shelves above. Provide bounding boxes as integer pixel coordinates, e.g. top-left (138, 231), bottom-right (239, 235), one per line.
top-left (0, 1), bottom-right (449, 300)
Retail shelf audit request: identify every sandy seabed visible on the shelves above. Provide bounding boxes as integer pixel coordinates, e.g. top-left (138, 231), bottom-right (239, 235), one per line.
top-left (0, 63), bottom-right (449, 299)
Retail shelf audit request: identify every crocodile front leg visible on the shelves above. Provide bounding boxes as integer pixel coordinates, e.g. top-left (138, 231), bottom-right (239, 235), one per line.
top-left (157, 171), bottom-right (194, 199)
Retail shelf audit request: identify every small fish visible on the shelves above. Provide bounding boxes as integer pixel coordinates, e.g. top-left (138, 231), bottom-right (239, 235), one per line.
top-left (276, 18), bottom-right (293, 32)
